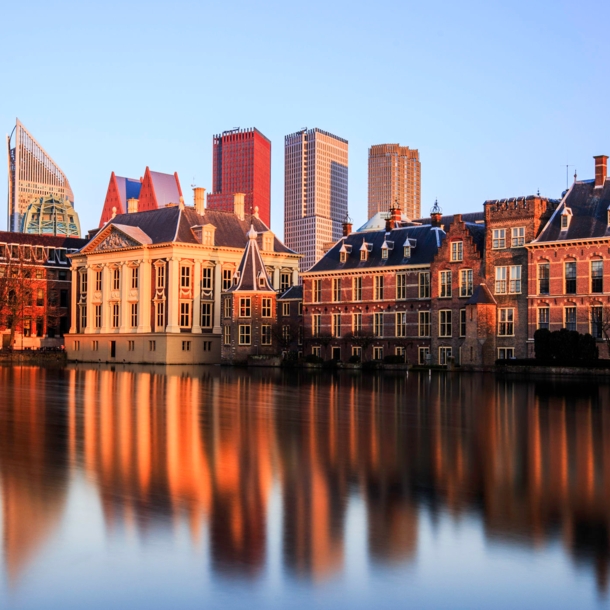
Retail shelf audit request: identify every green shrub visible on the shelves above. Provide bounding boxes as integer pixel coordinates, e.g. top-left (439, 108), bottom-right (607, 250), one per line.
top-left (305, 354), bottom-right (323, 364)
top-left (348, 354), bottom-right (361, 364)
top-left (534, 328), bottom-right (552, 361)
top-left (383, 354), bottom-right (406, 364)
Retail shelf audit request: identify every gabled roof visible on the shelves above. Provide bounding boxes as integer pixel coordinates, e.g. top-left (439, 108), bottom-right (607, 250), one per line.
top-left (464, 222), bottom-right (486, 255)
top-left (466, 284), bottom-right (496, 305)
top-left (227, 226), bottom-right (275, 292)
top-left (279, 285), bottom-right (303, 300)
top-left (532, 180), bottom-right (610, 243)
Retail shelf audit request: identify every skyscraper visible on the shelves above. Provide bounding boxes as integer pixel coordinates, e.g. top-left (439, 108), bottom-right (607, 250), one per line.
top-left (368, 144), bottom-right (420, 220)
top-left (207, 128), bottom-right (271, 227)
top-left (284, 128), bottom-right (348, 272)
top-left (7, 119), bottom-right (75, 233)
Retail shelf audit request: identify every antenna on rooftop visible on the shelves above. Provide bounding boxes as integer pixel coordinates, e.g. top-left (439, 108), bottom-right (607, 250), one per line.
top-left (563, 163), bottom-right (574, 190)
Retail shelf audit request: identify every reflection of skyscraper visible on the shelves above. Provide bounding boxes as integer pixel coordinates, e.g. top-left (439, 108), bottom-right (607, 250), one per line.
top-left (284, 128), bottom-right (348, 271)
top-left (6, 119), bottom-right (75, 233)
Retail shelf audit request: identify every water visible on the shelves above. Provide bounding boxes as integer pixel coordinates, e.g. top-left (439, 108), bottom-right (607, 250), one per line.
top-left (0, 365), bottom-right (608, 609)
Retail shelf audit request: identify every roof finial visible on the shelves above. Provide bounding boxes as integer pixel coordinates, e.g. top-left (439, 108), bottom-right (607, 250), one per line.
top-left (574, 169), bottom-right (578, 182)
top-left (430, 199), bottom-right (442, 215)
top-left (246, 224), bottom-right (257, 240)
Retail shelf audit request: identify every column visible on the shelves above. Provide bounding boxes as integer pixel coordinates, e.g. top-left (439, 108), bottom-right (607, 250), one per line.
top-left (138, 259), bottom-right (152, 333)
top-left (192, 260), bottom-right (202, 333)
top-left (84, 266), bottom-right (95, 334)
top-left (69, 266), bottom-right (78, 334)
top-left (213, 261), bottom-right (222, 334)
top-left (166, 257), bottom-right (180, 333)
top-left (292, 268), bottom-right (299, 286)
top-left (120, 262), bottom-right (130, 332)
top-left (101, 264), bottom-right (110, 333)
top-left (273, 267), bottom-right (280, 291)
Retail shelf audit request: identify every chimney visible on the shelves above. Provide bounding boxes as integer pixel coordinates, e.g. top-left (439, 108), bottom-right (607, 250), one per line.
top-left (342, 213), bottom-right (353, 237)
top-left (234, 193), bottom-right (245, 221)
top-left (127, 198), bottom-right (138, 213)
top-left (193, 187), bottom-right (206, 214)
top-left (594, 155), bottom-right (608, 188)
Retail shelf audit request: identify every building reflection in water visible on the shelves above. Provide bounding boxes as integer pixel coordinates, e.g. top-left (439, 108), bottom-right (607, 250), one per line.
top-left (0, 365), bottom-right (609, 592)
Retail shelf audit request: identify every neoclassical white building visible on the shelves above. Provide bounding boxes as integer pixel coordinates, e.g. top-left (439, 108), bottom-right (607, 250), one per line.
top-left (67, 196), bottom-right (300, 364)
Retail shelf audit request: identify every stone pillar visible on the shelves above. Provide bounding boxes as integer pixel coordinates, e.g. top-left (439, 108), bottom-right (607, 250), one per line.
top-left (273, 267), bottom-right (280, 291)
top-left (166, 257), bottom-right (180, 333)
top-left (120, 262), bottom-right (130, 332)
top-left (69, 266), bottom-right (78, 334)
top-left (138, 259), bottom-right (152, 333)
top-left (213, 261), bottom-right (222, 334)
top-left (292, 268), bottom-right (299, 287)
top-left (192, 260), bottom-right (202, 333)
top-left (101, 265), bottom-right (110, 333)
top-left (84, 266), bottom-right (95, 334)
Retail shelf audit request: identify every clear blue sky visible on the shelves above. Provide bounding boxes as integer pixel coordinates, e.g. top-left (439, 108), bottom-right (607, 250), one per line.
top-left (2, 0), bottom-right (609, 237)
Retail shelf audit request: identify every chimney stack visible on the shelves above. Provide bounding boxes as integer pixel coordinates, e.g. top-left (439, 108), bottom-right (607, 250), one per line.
top-left (594, 155), bottom-right (608, 188)
top-left (193, 187), bottom-right (206, 214)
top-left (127, 198), bottom-right (139, 214)
top-left (234, 193), bottom-right (245, 221)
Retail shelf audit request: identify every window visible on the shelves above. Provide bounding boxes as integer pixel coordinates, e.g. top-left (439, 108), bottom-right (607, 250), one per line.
top-left (353, 312), bottom-right (362, 334)
top-left (492, 229), bottom-right (506, 249)
top-left (591, 306), bottom-right (603, 339)
top-left (36, 289), bottom-right (44, 307)
top-left (561, 213), bottom-right (570, 230)
top-left (156, 302), bottom-right (165, 329)
top-left (451, 241), bottom-right (463, 262)
top-left (498, 308), bottom-right (514, 336)
top-left (396, 274), bottom-right (407, 300)
top-left (332, 278), bottom-right (341, 302)
top-left (373, 346), bottom-right (383, 360)
top-left (395, 346), bottom-right (406, 358)
top-left (404, 245), bottom-right (411, 258)
top-left (261, 298), bottom-right (272, 317)
top-left (511, 227), bottom-right (525, 247)
top-left (312, 346), bottom-right (321, 357)
top-left (538, 263), bottom-right (550, 294)
top-left (439, 271), bottom-right (452, 298)
top-left (224, 298), bottom-right (231, 318)
top-left (459, 269), bottom-right (473, 297)
top-left (94, 305), bottom-right (102, 328)
top-left (95, 270), bottom-right (102, 291)
top-left (156, 265), bottom-right (165, 289)
top-left (312, 314), bottom-right (321, 337)
top-left (340, 250), bottom-right (347, 263)
top-left (565, 261), bottom-right (576, 294)
top-left (73, 341), bottom-right (80, 351)
top-left (181, 266), bottom-right (191, 288)
top-left (282, 302), bottom-right (291, 316)
top-left (418, 311), bottom-right (430, 337)
top-left (495, 267), bottom-right (507, 294)
top-left (592, 260), bottom-right (603, 293)
top-left (128, 341), bottom-right (135, 352)
top-left (149, 340), bottom-right (156, 351)
top-left (395, 312), bottom-right (407, 337)
top-left (498, 347), bottom-right (515, 360)
top-left (374, 276), bottom-right (384, 300)
top-left (313, 279), bottom-right (322, 303)
top-left (439, 346), bottom-right (452, 365)
top-left (113, 268), bottom-right (120, 290)
top-left (80, 271), bottom-right (88, 294)
top-left (131, 266), bottom-right (139, 289)
top-left (239, 298), bottom-right (251, 317)
top-left (80, 305), bottom-right (87, 330)
top-left (180, 302), bottom-right (191, 327)
top-left (92, 340), bottom-right (98, 351)
top-left (495, 266), bottom-right (521, 294)
top-left (565, 307), bottom-right (577, 331)
top-left (373, 313), bottom-right (383, 337)
top-left (201, 267), bottom-right (213, 291)
top-left (538, 307), bottom-right (549, 330)
top-left (352, 346), bottom-right (362, 358)
top-left (281, 272), bottom-right (291, 292)
top-left (509, 266), bottom-right (522, 293)
top-left (112, 303), bottom-right (120, 328)
top-left (361, 248), bottom-right (368, 261)
top-left (353, 277), bottom-right (362, 301)
top-left (381, 247), bottom-right (388, 260)
top-left (223, 325), bottom-right (231, 345)
top-left (418, 347), bottom-right (430, 365)
top-left (419, 272), bottom-right (430, 299)
top-left (332, 313), bottom-right (341, 337)
top-left (239, 325), bottom-right (251, 345)
top-left (131, 303), bottom-right (138, 327)
top-left (439, 310), bottom-right (452, 337)
top-left (182, 341), bottom-right (191, 351)
top-left (201, 302), bottom-right (213, 328)
top-left (460, 309), bottom-right (466, 337)
top-left (223, 268), bottom-right (233, 290)
top-left (261, 325), bottom-right (272, 345)
top-left (299, 301), bottom-right (303, 316)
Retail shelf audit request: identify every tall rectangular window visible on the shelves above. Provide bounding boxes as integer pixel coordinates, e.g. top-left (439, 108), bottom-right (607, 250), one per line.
top-left (492, 229), bottom-right (506, 249)
top-left (374, 276), bottom-right (384, 300)
top-left (439, 271), bottom-right (452, 298)
top-left (511, 227), bottom-right (525, 247)
top-left (181, 266), bottom-right (191, 288)
top-left (592, 260), bottom-right (603, 293)
top-left (495, 267), bottom-right (507, 294)
top-left (80, 272), bottom-right (88, 294)
top-left (131, 266), bottom-right (139, 289)
top-left (460, 309), bottom-right (466, 336)
top-left (451, 241), bottom-right (463, 262)
top-left (439, 310), bottom-right (452, 337)
top-left (239, 298), bottom-right (251, 317)
top-left (280, 272), bottom-right (291, 292)
top-left (223, 269), bottom-right (233, 290)
top-left (396, 274), bottom-right (407, 300)
top-left (223, 325), bottom-right (231, 345)
top-left (80, 305), bottom-right (87, 330)
top-left (262, 298), bottom-right (272, 317)
top-left (333, 278), bottom-right (342, 302)
top-left (131, 303), bottom-right (138, 327)
top-left (180, 302), bottom-right (191, 328)
top-left (112, 303), bottom-right (120, 328)
top-left (113, 268), bottom-right (120, 290)
top-left (156, 265), bottom-right (165, 289)
top-left (282, 302), bottom-right (290, 316)
top-left (591, 306), bottom-right (603, 339)
top-left (201, 302), bottom-right (212, 328)
top-left (459, 269), bottom-right (473, 297)
top-left (223, 297), bottom-right (231, 318)
top-left (353, 277), bottom-right (362, 301)
top-left (353, 312), bottom-right (362, 334)
top-left (95, 305), bottom-right (102, 328)
top-left (419, 272), bottom-right (430, 299)
top-left (565, 262), bottom-right (577, 294)
top-left (538, 307), bottom-right (549, 330)
top-left (95, 270), bottom-right (102, 291)
top-left (261, 325), bottom-right (272, 345)
top-left (538, 263), bottom-right (549, 294)
top-left (395, 312), bottom-right (407, 337)
top-left (313, 279), bottom-right (322, 303)
top-left (156, 302), bottom-right (165, 329)
top-left (373, 313), bottom-right (383, 337)
top-left (509, 266), bottom-right (522, 293)
top-left (565, 307), bottom-right (577, 331)
top-left (498, 308), bottom-right (514, 336)
top-left (418, 311), bottom-right (430, 337)
top-left (439, 346), bottom-right (452, 365)
top-left (202, 267), bottom-right (212, 290)
top-left (312, 314), bottom-right (321, 337)
top-left (332, 313), bottom-right (341, 337)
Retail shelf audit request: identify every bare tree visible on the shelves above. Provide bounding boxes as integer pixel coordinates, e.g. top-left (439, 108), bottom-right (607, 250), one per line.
top-left (343, 331), bottom-right (376, 361)
top-left (593, 305), bottom-right (610, 358)
top-left (272, 320), bottom-right (302, 352)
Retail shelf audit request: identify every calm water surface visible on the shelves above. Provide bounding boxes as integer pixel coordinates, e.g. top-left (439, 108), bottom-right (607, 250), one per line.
top-left (0, 365), bottom-right (609, 609)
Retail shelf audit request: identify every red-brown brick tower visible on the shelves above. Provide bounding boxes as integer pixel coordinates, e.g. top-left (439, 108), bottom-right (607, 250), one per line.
top-left (207, 128), bottom-right (272, 227)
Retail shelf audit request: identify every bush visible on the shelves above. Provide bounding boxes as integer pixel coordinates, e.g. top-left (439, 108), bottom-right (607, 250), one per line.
top-left (535, 328), bottom-right (599, 364)
top-left (534, 328), bottom-right (552, 361)
top-left (579, 333), bottom-right (599, 362)
top-left (305, 354), bottom-right (323, 364)
top-left (348, 354), bottom-right (361, 364)
top-left (383, 354), bottom-right (406, 364)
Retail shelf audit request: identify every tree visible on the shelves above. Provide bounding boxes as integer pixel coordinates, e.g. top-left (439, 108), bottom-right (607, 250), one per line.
top-left (272, 320), bottom-right (301, 353)
top-left (343, 331), bottom-right (376, 362)
top-left (593, 305), bottom-right (610, 359)
top-left (0, 259), bottom-right (38, 347)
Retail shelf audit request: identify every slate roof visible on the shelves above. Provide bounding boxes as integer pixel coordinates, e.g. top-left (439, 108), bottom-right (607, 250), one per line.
top-left (279, 285), bottom-right (303, 300)
top-left (532, 180), bottom-right (610, 243)
top-left (104, 206), bottom-right (297, 253)
top-left (304, 224), bottom-right (446, 274)
top-left (413, 211), bottom-right (485, 226)
top-left (466, 284), bottom-right (496, 305)
top-left (227, 226), bottom-right (275, 292)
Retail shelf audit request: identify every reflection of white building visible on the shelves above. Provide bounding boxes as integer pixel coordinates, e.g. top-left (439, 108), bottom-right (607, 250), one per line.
top-left (66, 194), bottom-right (300, 364)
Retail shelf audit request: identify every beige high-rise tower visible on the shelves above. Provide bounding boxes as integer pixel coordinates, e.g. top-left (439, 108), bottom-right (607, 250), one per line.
top-left (368, 144), bottom-right (420, 220)
top-left (284, 128), bottom-right (348, 272)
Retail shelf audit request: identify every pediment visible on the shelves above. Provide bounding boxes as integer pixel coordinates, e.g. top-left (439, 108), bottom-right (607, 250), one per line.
top-left (83, 225), bottom-right (147, 253)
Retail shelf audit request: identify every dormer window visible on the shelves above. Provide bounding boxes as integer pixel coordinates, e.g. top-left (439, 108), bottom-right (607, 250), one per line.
top-left (607, 207), bottom-right (610, 226)
top-left (561, 207), bottom-right (572, 230)
top-left (340, 251), bottom-right (347, 263)
top-left (258, 275), bottom-right (266, 288)
top-left (381, 247), bottom-right (388, 259)
top-left (404, 246), bottom-right (411, 258)
top-left (360, 249), bottom-right (367, 261)
top-left (234, 271), bottom-right (240, 285)
top-left (263, 234), bottom-right (274, 252)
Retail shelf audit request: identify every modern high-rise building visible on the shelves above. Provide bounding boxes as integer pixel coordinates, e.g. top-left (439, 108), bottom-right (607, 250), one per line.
top-left (368, 144), bottom-right (420, 220)
top-left (7, 119), bottom-right (75, 233)
top-left (284, 128), bottom-right (348, 272)
top-left (207, 128), bottom-right (271, 227)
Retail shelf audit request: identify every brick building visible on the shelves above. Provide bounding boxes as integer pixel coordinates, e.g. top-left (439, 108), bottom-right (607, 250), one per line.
top-left (276, 285), bottom-right (304, 356)
top-left (0, 232), bottom-right (87, 348)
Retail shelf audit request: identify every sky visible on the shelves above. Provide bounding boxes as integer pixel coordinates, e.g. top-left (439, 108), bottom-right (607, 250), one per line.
top-left (2, 0), bottom-right (609, 239)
